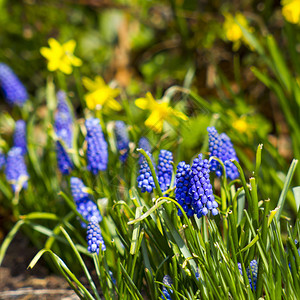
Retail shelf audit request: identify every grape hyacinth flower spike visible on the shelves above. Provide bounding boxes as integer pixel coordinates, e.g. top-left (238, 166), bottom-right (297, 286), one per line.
top-left (70, 177), bottom-right (102, 227)
top-left (238, 260), bottom-right (258, 291)
top-left (0, 63), bottom-right (28, 106)
top-left (138, 137), bottom-right (151, 163)
top-left (87, 216), bottom-right (106, 254)
top-left (137, 151), bottom-right (156, 193)
top-left (5, 147), bottom-right (29, 192)
top-left (157, 149), bottom-right (173, 193)
top-left (114, 121), bottom-right (130, 162)
top-left (207, 127), bottom-right (239, 180)
top-left (55, 90), bottom-right (73, 148)
top-left (175, 162), bottom-right (194, 217)
top-left (161, 275), bottom-right (173, 300)
top-left (85, 118), bottom-right (108, 174)
top-left (54, 91), bottom-right (74, 175)
top-left (13, 120), bottom-right (27, 155)
top-left (189, 154), bottom-right (218, 218)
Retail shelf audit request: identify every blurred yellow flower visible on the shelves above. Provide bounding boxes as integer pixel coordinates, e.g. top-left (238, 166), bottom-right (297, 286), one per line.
top-left (82, 76), bottom-right (121, 111)
top-left (232, 116), bottom-right (248, 134)
top-left (40, 38), bottom-right (82, 74)
top-left (223, 12), bottom-right (254, 51)
top-left (282, 0), bottom-right (300, 24)
top-left (135, 92), bottom-right (188, 133)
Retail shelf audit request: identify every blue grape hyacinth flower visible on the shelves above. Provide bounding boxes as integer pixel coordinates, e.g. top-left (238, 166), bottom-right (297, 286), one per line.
top-left (157, 150), bottom-right (173, 193)
top-left (56, 140), bottom-right (73, 175)
top-left (238, 260), bottom-right (258, 291)
top-left (5, 147), bottom-right (29, 192)
top-left (189, 154), bottom-right (218, 218)
top-left (207, 127), bottom-right (239, 180)
top-left (85, 118), bottom-right (108, 174)
top-left (13, 120), bottom-right (27, 155)
top-left (161, 275), bottom-right (173, 300)
top-left (70, 177), bottom-right (102, 227)
top-left (138, 137), bottom-right (151, 163)
top-left (114, 121), bottom-right (130, 162)
top-left (0, 63), bottom-right (28, 106)
top-left (86, 216), bottom-right (106, 254)
top-left (70, 177), bottom-right (90, 203)
top-left (54, 91), bottom-right (73, 174)
top-left (137, 151), bottom-right (156, 193)
top-left (0, 150), bottom-right (6, 169)
top-left (55, 90), bottom-right (73, 148)
top-left (175, 162), bottom-right (194, 218)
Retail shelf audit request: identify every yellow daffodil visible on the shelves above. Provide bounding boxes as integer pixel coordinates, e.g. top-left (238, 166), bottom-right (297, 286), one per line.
top-left (282, 0), bottom-right (300, 24)
top-left (135, 92), bottom-right (188, 133)
top-left (223, 12), bottom-right (254, 51)
top-left (82, 76), bottom-right (121, 111)
top-left (40, 38), bottom-right (82, 74)
top-left (232, 116), bottom-right (249, 134)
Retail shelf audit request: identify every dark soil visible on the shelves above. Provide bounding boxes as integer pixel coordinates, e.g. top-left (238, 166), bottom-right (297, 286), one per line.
top-left (0, 232), bottom-right (78, 300)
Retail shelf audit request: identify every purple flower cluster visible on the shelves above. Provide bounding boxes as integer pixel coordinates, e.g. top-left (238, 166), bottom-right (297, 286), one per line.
top-left (161, 275), bottom-right (173, 300)
top-left (86, 216), bottom-right (106, 254)
top-left (114, 121), bottom-right (129, 162)
top-left (13, 120), bottom-right (27, 155)
top-left (0, 63), bottom-right (28, 106)
top-left (5, 147), bottom-right (29, 192)
top-left (175, 154), bottom-right (218, 218)
top-left (85, 118), bottom-right (108, 174)
top-left (54, 91), bottom-right (73, 175)
top-left (207, 127), bottom-right (239, 180)
top-left (70, 177), bottom-right (102, 227)
top-left (238, 260), bottom-right (258, 291)
top-left (157, 150), bottom-right (173, 193)
top-left (137, 151), bottom-right (156, 193)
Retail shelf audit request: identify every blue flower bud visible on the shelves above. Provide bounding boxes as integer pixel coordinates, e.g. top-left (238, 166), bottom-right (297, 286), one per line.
top-left (238, 260), bottom-right (258, 291)
top-left (55, 90), bottom-right (73, 148)
top-left (138, 137), bottom-right (151, 163)
top-left (157, 150), bottom-right (173, 192)
top-left (161, 275), bottom-right (173, 300)
top-left (175, 161), bottom-right (195, 217)
top-left (137, 151), bottom-right (155, 193)
top-left (114, 121), bottom-right (129, 162)
top-left (56, 141), bottom-right (73, 175)
top-left (0, 63), bottom-right (28, 106)
top-left (86, 216), bottom-right (106, 254)
top-left (207, 127), bottom-right (239, 180)
top-left (5, 147), bottom-right (28, 192)
top-left (70, 177), bottom-right (102, 227)
top-left (13, 120), bottom-right (27, 155)
top-left (85, 118), bottom-right (108, 174)
top-left (189, 154), bottom-right (218, 218)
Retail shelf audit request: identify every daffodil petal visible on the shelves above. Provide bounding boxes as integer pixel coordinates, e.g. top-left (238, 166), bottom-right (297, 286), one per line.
top-left (107, 98), bottom-right (122, 111)
top-left (172, 109), bottom-right (188, 121)
top-left (40, 47), bottom-right (53, 60)
top-left (145, 111), bottom-right (164, 133)
top-left (48, 38), bottom-right (63, 54)
top-left (95, 76), bottom-right (106, 87)
top-left (70, 56), bottom-right (82, 67)
top-left (82, 77), bottom-right (98, 91)
top-left (59, 62), bottom-right (73, 74)
top-left (47, 60), bottom-right (60, 72)
top-left (62, 40), bottom-right (76, 53)
top-left (85, 94), bottom-right (96, 110)
top-left (135, 98), bottom-right (149, 110)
